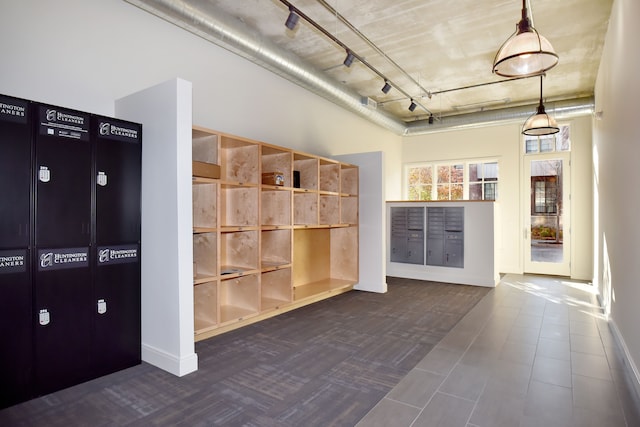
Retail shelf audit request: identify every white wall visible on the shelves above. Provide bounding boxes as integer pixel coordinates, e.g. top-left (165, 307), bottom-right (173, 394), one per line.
top-left (0, 0), bottom-right (402, 199)
top-left (401, 116), bottom-right (593, 280)
top-left (593, 0), bottom-right (640, 388)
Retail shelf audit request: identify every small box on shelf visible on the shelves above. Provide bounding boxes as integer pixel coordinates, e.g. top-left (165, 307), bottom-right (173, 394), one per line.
top-left (192, 161), bottom-right (220, 179)
top-left (262, 172), bottom-right (285, 186)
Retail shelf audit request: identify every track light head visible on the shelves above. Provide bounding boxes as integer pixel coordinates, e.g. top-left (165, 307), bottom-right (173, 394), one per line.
top-left (285, 9), bottom-right (299, 30)
top-left (428, 114), bottom-right (434, 124)
top-left (343, 51), bottom-right (355, 67)
top-left (381, 81), bottom-right (392, 94)
top-left (408, 100), bottom-right (417, 112)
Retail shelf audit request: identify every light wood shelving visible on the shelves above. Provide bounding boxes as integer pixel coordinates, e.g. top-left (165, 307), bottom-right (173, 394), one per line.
top-left (191, 126), bottom-right (358, 341)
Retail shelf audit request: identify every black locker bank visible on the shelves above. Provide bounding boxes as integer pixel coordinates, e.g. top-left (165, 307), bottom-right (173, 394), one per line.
top-left (0, 94), bottom-right (142, 409)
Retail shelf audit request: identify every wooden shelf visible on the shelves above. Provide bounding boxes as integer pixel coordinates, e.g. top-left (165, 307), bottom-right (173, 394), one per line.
top-left (192, 126), bottom-right (358, 341)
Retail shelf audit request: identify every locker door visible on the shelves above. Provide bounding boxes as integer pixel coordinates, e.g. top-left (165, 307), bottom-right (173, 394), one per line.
top-left (0, 95), bottom-right (31, 249)
top-left (94, 117), bottom-right (142, 244)
top-left (444, 207), bottom-right (464, 268)
top-left (34, 104), bottom-right (91, 247)
top-left (426, 207), bottom-right (445, 266)
top-left (390, 207), bottom-right (408, 262)
top-left (0, 250), bottom-right (32, 408)
top-left (34, 248), bottom-right (92, 396)
top-left (0, 95), bottom-right (33, 408)
top-left (405, 207), bottom-right (424, 264)
top-left (93, 245), bottom-right (141, 376)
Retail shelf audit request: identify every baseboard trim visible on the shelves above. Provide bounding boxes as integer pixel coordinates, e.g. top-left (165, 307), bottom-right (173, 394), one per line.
top-left (141, 343), bottom-right (198, 377)
top-left (608, 318), bottom-right (640, 400)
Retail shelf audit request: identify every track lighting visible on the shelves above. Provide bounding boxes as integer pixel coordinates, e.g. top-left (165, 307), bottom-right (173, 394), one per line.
top-left (285, 7), bottom-right (299, 30)
top-left (493, 0), bottom-right (558, 77)
top-left (408, 100), bottom-right (417, 112)
top-left (428, 114), bottom-right (434, 124)
top-left (381, 81), bottom-right (392, 94)
top-left (522, 75), bottom-right (559, 135)
top-left (343, 51), bottom-right (355, 67)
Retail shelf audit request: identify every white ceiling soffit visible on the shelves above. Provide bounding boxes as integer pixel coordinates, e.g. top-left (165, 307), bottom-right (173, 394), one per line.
top-left (125, 0), bottom-right (594, 136)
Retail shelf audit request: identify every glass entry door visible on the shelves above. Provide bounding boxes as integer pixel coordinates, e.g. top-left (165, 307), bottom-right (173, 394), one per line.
top-left (524, 153), bottom-right (570, 276)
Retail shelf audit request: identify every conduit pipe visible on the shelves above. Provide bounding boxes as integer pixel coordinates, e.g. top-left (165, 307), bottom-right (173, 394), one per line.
top-left (124, 0), bottom-right (594, 136)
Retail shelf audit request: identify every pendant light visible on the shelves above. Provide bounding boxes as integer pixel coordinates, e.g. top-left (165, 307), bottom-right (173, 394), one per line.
top-left (522, 75), bottom-right (559, 136)
top-left (493, 0), bottom-right (558, 77)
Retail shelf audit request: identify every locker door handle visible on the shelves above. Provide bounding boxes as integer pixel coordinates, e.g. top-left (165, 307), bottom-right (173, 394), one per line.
top-left (97, 299), bottom-right (107, 314)
top-left (39, 309), bottom-right (50, 326)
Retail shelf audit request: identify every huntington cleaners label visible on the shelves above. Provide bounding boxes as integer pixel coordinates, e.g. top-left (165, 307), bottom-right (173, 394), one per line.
top-left (98, 244), bottom-right (139, 266)
top-left (98, 119), bottom-right (141, 144)
top-left (38, 247), bottom-right (89, 271)
top-left (0, 249), bottom-right (27, 274)
top-left (0, 95), bottom-right (28, 124)
top-left (38, 105), bottom-right (90, 141)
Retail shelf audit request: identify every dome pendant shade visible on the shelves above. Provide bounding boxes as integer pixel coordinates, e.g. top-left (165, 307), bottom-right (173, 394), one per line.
top-left (522, 75), bottom-right (559, 136)
top-left (522, 102), bottom-right (559, 135)
top-left (493, 1), bottom-right (558, 77)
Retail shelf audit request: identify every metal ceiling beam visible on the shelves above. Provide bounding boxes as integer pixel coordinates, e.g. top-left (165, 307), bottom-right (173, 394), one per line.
top-left (124, 0), bottom-right (594, 136)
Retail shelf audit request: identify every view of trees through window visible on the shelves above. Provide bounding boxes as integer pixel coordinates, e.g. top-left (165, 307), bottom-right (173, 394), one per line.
top-left (407, 161), bottom-right (498, 201)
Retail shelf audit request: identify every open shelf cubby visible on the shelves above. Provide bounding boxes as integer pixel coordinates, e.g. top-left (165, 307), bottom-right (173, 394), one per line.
top-left (220, 230), bottom-right (259, 275)
top-left (193, 232), bottom-right (217, 283)
top-left (293, 153), bottom-right (318, 191)
top-left (221, 184), bottom-right (259, 227)
top-left (261, 228), bottom-right (291, 269)
top-left (220, 135), bottom-right (259, 185)
top-left (192, 182), bottom-right (217, 232)
top-left (219, 275), bottom-right (259, 323)
top-left (194, 281), bottom-right (218, 333)
top-left (261, 188), bottom-right (291, 226)
top-left (261, 268), bottom-right (292, 310)
top-left (319, 159), bottom-right (340, 193)
top-left (261, 144), bottom-right (292, 188)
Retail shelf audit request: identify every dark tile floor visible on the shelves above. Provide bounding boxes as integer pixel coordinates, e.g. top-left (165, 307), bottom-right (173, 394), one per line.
top-left (357, 274), bottom-right (640, 427)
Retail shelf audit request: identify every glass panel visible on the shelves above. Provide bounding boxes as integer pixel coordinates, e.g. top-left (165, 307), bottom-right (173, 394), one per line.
top-left (469, 183), bottom-right (482, 200)
top-left (451, 184), bottom-right (463, 200)
top-left (469, 163), bottom-right (480, 181)
top-left (419, 166), bottom-right (432, 184)
top-left (540, 137), bottom-right (554, 152)
top-left (437, 165), bottom-right (449, 184)
top-left (437, 184), bottom-right (449, 200)
top-left (530, 159), bottom-right (563, 263)
top-left (451, 164), bottom-right (464, 183)
top-left (484, 182), bottom-right (497, 200)
top-left (525, 138), bottom-right (538, 153)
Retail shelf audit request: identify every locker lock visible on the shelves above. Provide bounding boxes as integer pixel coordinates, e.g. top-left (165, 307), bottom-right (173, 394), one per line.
top-left (39, 166), bottom-right (50, 183)
top-left (97, 171), bottom-right (108, 187)
top-left (97, 299), bottom-right (107, 315)
top-left (39, 309), bottom-right (50, 326)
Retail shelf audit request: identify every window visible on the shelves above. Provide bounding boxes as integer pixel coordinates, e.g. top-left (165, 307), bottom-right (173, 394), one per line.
top-left (406, 160), bottom-right (498, 201)
top-left (524, 124), bottom-right (571, 153)
top-left (407, 164), bottom-right (433, 200)
top-left (533, 178), bottom-right (558, 214)
top-left (437, 164), bottom-right (463, 200)
top-left (469, 162), bottom-right (498, 201)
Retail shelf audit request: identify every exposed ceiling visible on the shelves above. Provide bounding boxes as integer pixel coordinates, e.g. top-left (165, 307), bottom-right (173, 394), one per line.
top-left (126, 0), bottom-right (613, 134)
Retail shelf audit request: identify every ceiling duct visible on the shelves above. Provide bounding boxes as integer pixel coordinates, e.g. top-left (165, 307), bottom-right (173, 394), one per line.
top-left (125, 0), bottom-right (594, 137)
top-left (405, 96), bottom-right (594, 135)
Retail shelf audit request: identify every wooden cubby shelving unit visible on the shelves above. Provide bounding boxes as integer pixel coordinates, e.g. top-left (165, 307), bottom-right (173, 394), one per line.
top-left (191, 126), bottom-right (359, 341)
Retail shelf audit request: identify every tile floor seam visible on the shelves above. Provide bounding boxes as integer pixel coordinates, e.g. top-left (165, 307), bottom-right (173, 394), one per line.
top-left (382, 396), bottom-right (424, 411)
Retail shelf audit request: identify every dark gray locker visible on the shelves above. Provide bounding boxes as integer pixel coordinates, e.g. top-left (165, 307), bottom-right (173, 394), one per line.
top-left (94, 117), bottom-right (142, 244)
top-left (0, 95), bottom-right (33, 409)
top-left (444, 207), bottom-right (464, 267)
top-left (34, 247), bottom-right (92, 396)
top-left (426, 207), bottom-right (445, 266)
top-left (93, 245), bottom-right (141, 377)
top-left (34, 104), bottom-right (92, 247)
top-left (390, 207), bottom-right (424, 264)
top-left (427, 207), bottom-right (464, 268)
